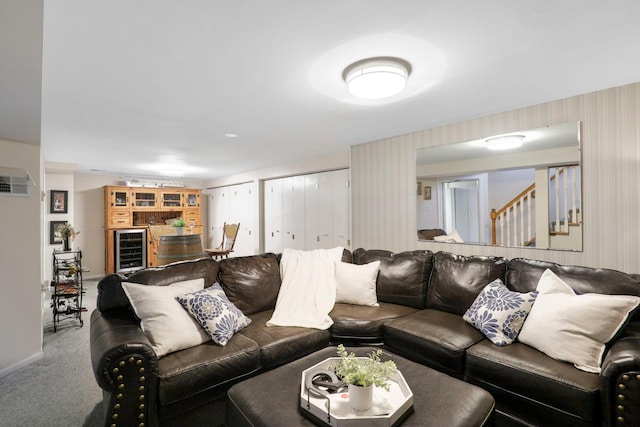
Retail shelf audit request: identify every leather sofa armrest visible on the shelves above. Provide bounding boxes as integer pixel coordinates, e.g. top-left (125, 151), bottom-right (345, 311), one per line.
top-left (90, 309), bottom-right (160, 427)
top-left (600, 322), bottom-right (640, 427)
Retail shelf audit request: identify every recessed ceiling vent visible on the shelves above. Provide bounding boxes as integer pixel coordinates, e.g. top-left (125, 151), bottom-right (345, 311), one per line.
top-left (0, 167), bottom-right (33, 197)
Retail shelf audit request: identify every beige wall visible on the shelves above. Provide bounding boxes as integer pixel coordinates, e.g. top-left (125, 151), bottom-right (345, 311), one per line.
top-left (44, 172), bottom-right (75, 281)
top-left (0, 140), bottom-right (43, 376)
top-left (352, 82), bottom-right (640, 273)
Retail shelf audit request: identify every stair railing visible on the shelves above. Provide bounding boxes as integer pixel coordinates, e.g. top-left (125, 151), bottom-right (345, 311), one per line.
top-left (490, 183), bottom-right (536, 246)
top-left (549, 164), bottom-right (580, 234)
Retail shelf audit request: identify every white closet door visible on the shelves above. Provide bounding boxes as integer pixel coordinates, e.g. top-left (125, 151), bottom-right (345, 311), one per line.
top-left (282, 176), bottom-right (306, 250)
top-left (228, 183), bottom-right (250, 256)
top-left (317, 171), bottom-right (334, 249)
top-left (208, 187), bottom-right (229, 249)
top-left (305, 174), bottom-right (319, 249)
top-left (240, 182), bottom-right (260, 255)
top-left (263, 169), bottom-right (349, 253)
top-left (332, 169), bottom-right (351, 249)
top-left (264, 178), bottom-right (283, 253)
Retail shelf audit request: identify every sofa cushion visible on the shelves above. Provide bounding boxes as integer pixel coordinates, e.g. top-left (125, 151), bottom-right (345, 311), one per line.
top-left (329, 302), bottom-right (418, 341)
top-left (157, 333), bottom-right (261, 406)
top-left (335, 260), bottom-right (380, 306)
top-left (506, 257), bottom-right (640, 297)
top-left (176, 283), bottom-right (252, 346)
top-left (465, 339), bottom-right (600, 425)
top-left (239, 310), bottom-right (331, 370)
top-left (518, 269), bottom-right (640, 373)
top-left (121, 278), bottom-right (210, 357)
top-left (463, 279), bottom-right (538, 346)
top-left (352, 248), bottom-right (433, 309)
top-left (97, 257), bottom-right (219, 312)
top-left (427, 251), bottom-right (507, 315)
top-left (218, 253), bottom-right (281, 315)
top-left (383, 309), bottom-right (484, 377)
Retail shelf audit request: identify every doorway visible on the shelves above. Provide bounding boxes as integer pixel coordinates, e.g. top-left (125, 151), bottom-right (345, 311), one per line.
top-left (442, 179), bottom-right (480, 243)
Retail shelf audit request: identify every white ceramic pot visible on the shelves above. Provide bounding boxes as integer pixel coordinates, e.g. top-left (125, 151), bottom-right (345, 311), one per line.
top-left (349, 384), bottom-right (373, 411)
top-left (175, 227), bottom-right (184, 235)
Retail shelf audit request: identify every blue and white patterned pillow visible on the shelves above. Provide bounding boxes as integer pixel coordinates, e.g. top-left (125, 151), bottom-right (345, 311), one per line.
top-left (463, 279), bottom-right (538, 346)
top-left (176, 283), bottom-right (251, 346)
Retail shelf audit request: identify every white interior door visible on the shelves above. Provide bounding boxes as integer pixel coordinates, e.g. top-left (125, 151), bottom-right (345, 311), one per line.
top-left (229, 183), bottom-right (252, 256)
top-left (264, 178), bottom-right (283, 253)
top-left (290, 176), bottom-right (306, 250)
top-left (317, 171), bottom-right (333, 248)
top-left (331, 169), bottom-right (351, 249)
top-left (263, 169), bottom-right (350, 253)
top-left (443, 179), bottom-right (480, 242)
top-left (207, 187), bottom-right (228, 249)
top-left (305, 174), bottom-right (319, 249)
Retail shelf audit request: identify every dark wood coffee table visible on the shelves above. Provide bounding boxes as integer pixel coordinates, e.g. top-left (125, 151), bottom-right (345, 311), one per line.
top-left (226, 346), bottom-right (494, 427)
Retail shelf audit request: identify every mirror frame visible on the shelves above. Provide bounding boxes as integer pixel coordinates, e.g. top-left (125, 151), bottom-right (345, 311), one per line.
top-left (416, 122), bottom-right (582, 251)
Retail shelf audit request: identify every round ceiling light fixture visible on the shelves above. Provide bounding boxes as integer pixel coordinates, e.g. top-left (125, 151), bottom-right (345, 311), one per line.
top-left (485, 135), bottom-right (525, 151)
top-left (343, 57), bottom-right (411, 100)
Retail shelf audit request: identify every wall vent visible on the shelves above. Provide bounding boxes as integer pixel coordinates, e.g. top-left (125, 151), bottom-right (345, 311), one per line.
top-left (0, 167), bottom-right (32, 197)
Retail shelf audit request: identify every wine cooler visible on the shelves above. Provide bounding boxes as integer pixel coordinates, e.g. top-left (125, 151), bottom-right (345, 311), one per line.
top-left (115, 229), bottom-right (147, 274)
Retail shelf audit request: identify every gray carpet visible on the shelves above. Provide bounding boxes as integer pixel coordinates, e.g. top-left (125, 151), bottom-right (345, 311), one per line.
top-left (0, 280), bottom-right (103, 427)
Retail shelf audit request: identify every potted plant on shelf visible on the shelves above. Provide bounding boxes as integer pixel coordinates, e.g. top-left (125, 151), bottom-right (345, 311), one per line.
top-left (171, 217), bottom-right (186, 235)
top-left (57, 223), bottom-right (80, 251)
top-left (332, 344), bottom-right (398, 411)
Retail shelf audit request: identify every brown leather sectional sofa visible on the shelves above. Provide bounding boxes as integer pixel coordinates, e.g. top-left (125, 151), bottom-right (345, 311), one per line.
top-left (90, 249), bottom-right (640, 427)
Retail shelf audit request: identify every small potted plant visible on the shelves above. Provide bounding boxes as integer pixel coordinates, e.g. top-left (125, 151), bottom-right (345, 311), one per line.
top-left (57, 223), bottom-right (80, 251)
top-left (171, 217), bottom-right (186, 235)
top-left (332, 344), bottom-right (398, 411)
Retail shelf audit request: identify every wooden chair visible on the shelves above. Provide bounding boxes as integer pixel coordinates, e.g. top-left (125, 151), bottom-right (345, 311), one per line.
top-left (205, 222), bottom-right (240, 259)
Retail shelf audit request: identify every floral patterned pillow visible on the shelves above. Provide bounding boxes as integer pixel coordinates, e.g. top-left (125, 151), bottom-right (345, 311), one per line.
top-left (463, 279), bottom-right (538, 346)
top-left (176, 283), bottom-right (251, 346)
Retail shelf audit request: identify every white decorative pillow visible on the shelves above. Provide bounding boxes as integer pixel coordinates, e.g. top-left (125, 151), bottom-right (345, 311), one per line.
top-left (176, 283), bottom-right (251, 346)
top-left (122, 278), bottom-right (209, 357)
top-left (463, 279), bottom-right (538, 346)
top-left (334, 260), bottom-right (381, 307)
top-left (433, 229), bottom-right (464, 243)
top-left (518, 269), bottom-right (640, 373)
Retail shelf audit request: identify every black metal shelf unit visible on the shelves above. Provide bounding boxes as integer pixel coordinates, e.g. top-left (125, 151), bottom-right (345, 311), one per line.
top-left (51, 249), bottom-right (84, 332)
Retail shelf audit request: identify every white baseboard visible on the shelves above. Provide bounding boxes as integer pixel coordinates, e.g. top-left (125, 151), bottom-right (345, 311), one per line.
top-left (0, 351), bottom-right (44, 379)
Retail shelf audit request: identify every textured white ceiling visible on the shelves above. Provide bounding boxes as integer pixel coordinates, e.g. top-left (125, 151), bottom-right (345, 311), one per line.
top-left (5, 1), bottom-right (640, 179)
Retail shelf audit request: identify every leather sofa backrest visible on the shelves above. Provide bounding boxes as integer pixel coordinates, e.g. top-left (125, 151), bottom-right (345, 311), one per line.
top-left (352, 248), bottom-right (433, 309)
top-left (218, 253), bottom-right (281, 315)
top-left (97, 257), bottom-right (220, 312)
top-left (427, 251), bottom-right (507, 315)
top-left (275, 248), bottom-right (353, 264)
top-left (507, 258), bottom-right (640, 296)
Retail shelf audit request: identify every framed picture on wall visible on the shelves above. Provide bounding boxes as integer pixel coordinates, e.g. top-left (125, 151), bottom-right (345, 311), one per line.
top-left (50, 221), bottom-right (66, 244)
top-left (424, 186), bottom-right (432, 200)
top-left (417, 182), bottom-right (422, 196)
top-left (50, 190), bottom-right (68, 213)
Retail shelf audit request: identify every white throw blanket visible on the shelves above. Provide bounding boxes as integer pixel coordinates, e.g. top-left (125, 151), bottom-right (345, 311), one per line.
top-left (266, 246), bottom-right (344, 330)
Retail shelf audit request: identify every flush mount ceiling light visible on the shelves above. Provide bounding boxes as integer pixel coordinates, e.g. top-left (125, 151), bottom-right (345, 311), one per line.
top-left (485, 135), bottom-right (525, 151)
top-left (343, 57), bottom-right (412, 100)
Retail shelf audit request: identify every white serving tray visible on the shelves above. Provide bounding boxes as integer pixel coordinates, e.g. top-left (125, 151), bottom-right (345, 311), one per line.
top-left (300, 357), bottom-right (414, 427)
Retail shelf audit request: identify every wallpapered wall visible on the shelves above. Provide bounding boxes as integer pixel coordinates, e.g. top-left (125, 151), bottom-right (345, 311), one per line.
top-left (351, 82), bottom-right (640, 273)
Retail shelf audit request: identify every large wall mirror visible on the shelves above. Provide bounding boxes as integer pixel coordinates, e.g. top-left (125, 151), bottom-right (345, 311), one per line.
top-left (416, 122), bottom-right (582, 251)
